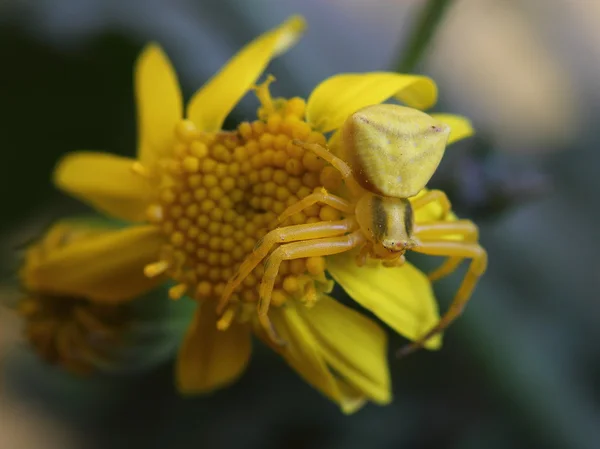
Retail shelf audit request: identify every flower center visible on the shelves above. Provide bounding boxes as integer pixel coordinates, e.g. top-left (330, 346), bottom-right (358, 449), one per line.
top-left (145, 79), bottom-right (343, 327)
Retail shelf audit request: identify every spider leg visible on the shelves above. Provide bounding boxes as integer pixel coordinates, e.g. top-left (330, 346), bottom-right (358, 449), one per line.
top-left (258, 230), bottom-right (366, 319)
top-left (427, 257), bottom-right (464, 282)
top-left (355, 242), bottom-right (372, 267)
top-left (397, 239), bottom-right (487, 357)
top-left (258, 313), bottom-right (286, 346)
top-left (275, 188), bottom-right (354, 225)
top-left (414, 220), bottom-right (479, 281)
top-left (410, 189), bottom-right (452, 220)
top-left (217, 219), bottom-right (356, 315)
top-left (292, 140), bottom-right (364, 197)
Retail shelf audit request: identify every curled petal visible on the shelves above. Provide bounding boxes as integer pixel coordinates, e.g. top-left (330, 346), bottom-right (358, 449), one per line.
top-left (261, 306), bottom-right (367, 414)
top-left (307, 72), bottom-right (437, 133)
top-left (327, 256), bottom-right (442, 350)
top-left (176, 305), bottom-right (251, 394)
top-left (299, 296), bottom-right (391, 404)
top-left (135, 44), bottom-right (183, 165)
top-left (24, 225), bottom-right (163, 303)
top-left (54, 152), bottom-right (151, 222)
top-left (187, 16), bottom-right (306, 132)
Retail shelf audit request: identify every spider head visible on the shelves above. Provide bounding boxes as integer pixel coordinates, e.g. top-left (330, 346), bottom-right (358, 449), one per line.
top-left (356, 193), bottom-right (417, 261)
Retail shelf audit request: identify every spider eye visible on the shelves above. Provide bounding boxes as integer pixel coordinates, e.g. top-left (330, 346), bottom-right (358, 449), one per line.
top-left (382, 240), bottom-right (404, 251)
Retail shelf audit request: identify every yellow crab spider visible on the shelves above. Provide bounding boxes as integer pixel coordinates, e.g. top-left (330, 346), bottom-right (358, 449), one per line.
top-left (218, 104), bottom-right (487, 354)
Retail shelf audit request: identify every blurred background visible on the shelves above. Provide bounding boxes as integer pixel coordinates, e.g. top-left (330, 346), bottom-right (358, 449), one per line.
top-left (1, 0), bottom-right (599, 448)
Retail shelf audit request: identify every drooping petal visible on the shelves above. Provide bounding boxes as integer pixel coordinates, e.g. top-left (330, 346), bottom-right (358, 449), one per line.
top-left (54, 152), bottom-right (152, 222)
top-left (187, 16), bottom-right (306, 132)
top-left (299, 296), bottom-right (391, 404)
top-left (24, 225), bottom-right (164, 303)
top-left (176, 305), bottom-right (251, 394)
top-left (306, 73), bottom-right (438, 133)
top-left (327, 256), bottom-right (442, 350)
top-left (430, 113), bottom-right (474, 145)
top-left (135, 44), bottom-right (183, 165)
top-left (262, 306), bottom-right (367, 414)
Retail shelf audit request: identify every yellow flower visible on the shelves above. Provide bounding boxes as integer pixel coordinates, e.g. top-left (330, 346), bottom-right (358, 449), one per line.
top-left (52, 16), bottom-right (476, 413)
top-left (18, 219), bottom-right (148, 375)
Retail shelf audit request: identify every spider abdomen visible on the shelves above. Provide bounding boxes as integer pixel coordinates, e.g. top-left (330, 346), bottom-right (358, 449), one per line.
top-left (342, 104), bottom-right (450, 198)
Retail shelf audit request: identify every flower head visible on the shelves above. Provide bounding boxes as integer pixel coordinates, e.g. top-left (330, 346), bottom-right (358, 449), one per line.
top-left (52, 16), bottom-right (480, 412)
top-left (18, 220), bottom-right (140, 374)
top-left (17, 218), bottom-right (194, 375)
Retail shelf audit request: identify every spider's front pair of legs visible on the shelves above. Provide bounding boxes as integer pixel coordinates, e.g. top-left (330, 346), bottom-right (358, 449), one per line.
top-left (221, 223), bottom-right (365, 343)
top-left (216, 199), bottom-right (363, 344)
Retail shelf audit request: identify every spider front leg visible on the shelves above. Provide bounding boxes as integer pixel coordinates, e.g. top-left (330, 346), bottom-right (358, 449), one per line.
top-left (217, 219), bottom-right (356, 315)
top-left (398, 239), bottom-right (487, 357)
top-left (258, 231), bottom-right (366, 318)
top-left (274, 188), bottom-right (354, 225)
top-left (292, 140), bottom-right (364, 197)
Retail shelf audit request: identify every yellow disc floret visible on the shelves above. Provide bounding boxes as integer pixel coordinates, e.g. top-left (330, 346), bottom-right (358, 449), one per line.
top-left (144, 77), bottom-right (341, 329)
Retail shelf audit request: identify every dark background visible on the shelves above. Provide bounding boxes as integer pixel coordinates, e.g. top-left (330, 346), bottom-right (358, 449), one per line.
top-left (1, 1), bottom-right (599, 448)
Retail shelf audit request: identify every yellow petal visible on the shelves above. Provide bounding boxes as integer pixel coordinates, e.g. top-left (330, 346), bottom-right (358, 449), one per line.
top-left (327, 256), bottom-right (442, 350)
top-left (187, 16), bottom-right (306, 132)
top-left (24, 225), bottom-right (164, 303)
top-left (307, 72), bottom-right (437, 133)
top-left (299, 296), bottom-right (391, 404)
top-left (430, 113), bottom-right (474, 145)
top-left (335, 380), bottom-right (367, 414)
top-left (176, 305), bottom-right (251, 394)
top-left (135, 44), bottom-right (183, 165)
top-left (54, 152), bottom-right (151, 222)
top-left (263, 306), bottom-right (367, 414)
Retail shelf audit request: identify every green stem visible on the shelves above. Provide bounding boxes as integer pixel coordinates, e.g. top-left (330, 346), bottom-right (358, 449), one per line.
top-left (394, 0), bottom-right (454, 73)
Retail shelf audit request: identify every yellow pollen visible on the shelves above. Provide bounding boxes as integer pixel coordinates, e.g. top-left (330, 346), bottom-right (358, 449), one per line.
top-left (168, 283), bottom-right (188, 300)
top-left (253, 74), bottom-right (277, 116)
top-left (306, 257), bottom-right (326, 276)
top-left (150, 83), bottom-right (338, 322)
top-left (320, 166), bottom-right (343, 191)
top-left (271, 290), bottom-right (288, 307)
top-left (144, 260), bottom-right (170, 278)
top-left (131, 161), bottom-right (150, 177)
top-left (176, 120), bottom-right (200, 143)
top-left (282, 275), bottom-right (300, 293)
top-left (303, 283), bottom-right (318, 307)
top-left (319, 205), bottom-right (342, 222)
top-left (216, 306), bottom-right (236, 331)
top-left (196, 281), bottom-right (212, 297)
top-left (146, 204), bottom-right (164, 222)
top-left (182, 156), bottom-right (200, 173)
